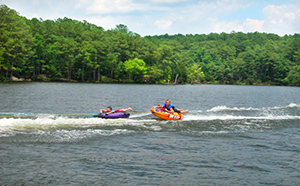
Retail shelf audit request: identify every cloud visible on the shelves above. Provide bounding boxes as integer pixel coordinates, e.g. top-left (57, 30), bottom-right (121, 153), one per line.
top-left (262, 4), bottom-right (300, 35)
top-left (264, 4), bottom-right (300, 23)
top-left (154, 19), bottom-right (174, 30)
top-left (150, 0), bottom-right (190, 3)
top-left (81, 15), bottom-right (119, 30)
top-left (76, 0), bottom-right (162, 14)
top-left (147, 0), bottom-right (251, 34)
top-left (2, 0), bottom-right (299, 36)
top-left (181, 1), bottom-right (300, 35)
top-left (242, 18), bottom-right (265, 32)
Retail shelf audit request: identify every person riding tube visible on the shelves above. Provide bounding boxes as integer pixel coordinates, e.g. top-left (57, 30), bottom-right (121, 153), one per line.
top-left (163, 99), bottom-right (188, 114)
top-left (100, 107), bottom-right (133, 115)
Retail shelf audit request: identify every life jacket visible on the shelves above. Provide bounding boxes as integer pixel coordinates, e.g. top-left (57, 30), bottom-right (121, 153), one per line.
top-left (163, 103), bottom-right (178, 112)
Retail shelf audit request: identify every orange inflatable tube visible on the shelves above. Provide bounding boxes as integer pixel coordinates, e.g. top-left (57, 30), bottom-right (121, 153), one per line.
top-left (151, 105), bottom-right (184, 120)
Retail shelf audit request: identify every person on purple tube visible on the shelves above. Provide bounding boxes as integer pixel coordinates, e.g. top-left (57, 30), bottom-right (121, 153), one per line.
top-left (100, 107), bottom-right (133, 115)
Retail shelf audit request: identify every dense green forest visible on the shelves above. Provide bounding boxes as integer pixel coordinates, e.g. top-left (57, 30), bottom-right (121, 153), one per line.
top-left (1, 4), bottom-right (300, 86)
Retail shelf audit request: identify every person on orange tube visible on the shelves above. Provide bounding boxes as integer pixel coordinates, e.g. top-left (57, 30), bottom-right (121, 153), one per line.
top-left (163, 99), bottom-right (188, 114)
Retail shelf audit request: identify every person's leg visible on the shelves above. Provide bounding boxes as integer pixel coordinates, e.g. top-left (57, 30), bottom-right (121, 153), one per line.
top-left (180, 109), bottom-right (189, 114)
top-left (121, 107), bottom-right (133, 112)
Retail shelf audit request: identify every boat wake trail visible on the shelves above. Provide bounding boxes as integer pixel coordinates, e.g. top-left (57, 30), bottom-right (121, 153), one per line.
top-left (0, 103), bottom-right (299, 141)
top-left (185, 103), bottom-right (300, 121)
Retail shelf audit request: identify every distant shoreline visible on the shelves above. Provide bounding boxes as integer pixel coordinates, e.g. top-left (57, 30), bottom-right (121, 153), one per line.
top-left (3, 77), bottom-right (291, 87)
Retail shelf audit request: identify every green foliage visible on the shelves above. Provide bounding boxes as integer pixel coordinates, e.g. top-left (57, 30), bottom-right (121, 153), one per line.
top-left (284, 65), bottom-right (300, 86)
top-left (1, 4), bottom-right (300, 86)
top-left (124, 58), bottom-right (147, 82)
top-left (0, 4), bottom-right (33, 80)
top-left (189, 63), bottom-right (205, 84)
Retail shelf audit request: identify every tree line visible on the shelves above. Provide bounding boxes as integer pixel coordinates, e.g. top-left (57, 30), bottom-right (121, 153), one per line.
top-left (1, 4), bottom-right (299, 86)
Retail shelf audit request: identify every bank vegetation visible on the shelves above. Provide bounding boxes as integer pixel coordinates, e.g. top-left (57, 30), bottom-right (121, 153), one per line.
top-left (1, 5), bottom-right (299, 86)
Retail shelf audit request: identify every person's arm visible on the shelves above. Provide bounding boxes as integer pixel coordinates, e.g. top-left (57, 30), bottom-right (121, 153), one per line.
top-left (165, 107), bottom-right (175, 114)
top-left (169, 107), bottom-right (175, 114)
top-left (100, 109), bottom-right (106, 114)
top-left (106, 110), bottom-right (116, 115)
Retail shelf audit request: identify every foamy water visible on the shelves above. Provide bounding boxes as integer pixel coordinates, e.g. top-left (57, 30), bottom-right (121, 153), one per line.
top-left (1, 83), bottom-right (300, 185)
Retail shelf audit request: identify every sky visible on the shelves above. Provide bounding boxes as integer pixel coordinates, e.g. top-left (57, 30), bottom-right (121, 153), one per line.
top-left (1, 0), bottom-right (300, 36)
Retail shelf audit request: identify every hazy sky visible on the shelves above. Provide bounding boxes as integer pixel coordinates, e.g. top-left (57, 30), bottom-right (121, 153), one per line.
top-left (1, 0), bottom-right (299, 36)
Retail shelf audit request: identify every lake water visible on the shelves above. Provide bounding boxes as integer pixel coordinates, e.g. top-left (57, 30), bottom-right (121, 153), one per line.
top-left (0, 82), bottom-right (300, 185)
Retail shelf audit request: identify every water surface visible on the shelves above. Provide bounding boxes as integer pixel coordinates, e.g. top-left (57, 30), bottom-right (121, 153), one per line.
top-left (0, 83), bottom-right (299, 185)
